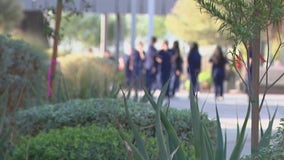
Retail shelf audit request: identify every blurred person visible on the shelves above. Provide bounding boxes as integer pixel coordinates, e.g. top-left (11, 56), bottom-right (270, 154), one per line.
top-left (104, 50), bottom-right (115, 61)
top-left (170, 41), bottom-right (183, 97)
top-left (124, 48), bottom-right (133, 87)
top-left (145, 36), bottom-right (158, 91)
top-left (209, 45), bottom-right (227, 100)
top-left (156, 40), bottom-right (172, 97)
top-left (187, 42), bottom-right (201, 96)
top-left (130, 42), bottom-right (146, 90)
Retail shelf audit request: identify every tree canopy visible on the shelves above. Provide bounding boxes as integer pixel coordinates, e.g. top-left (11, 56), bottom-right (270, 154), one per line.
top-left (0, 0), bottom-right (23, 32)
top-left (59, 13), bottom-right (167, 48)
top-left (165, 0), bottom-right (228, 44)
top-left (60, 13), bottom-right (101, 47)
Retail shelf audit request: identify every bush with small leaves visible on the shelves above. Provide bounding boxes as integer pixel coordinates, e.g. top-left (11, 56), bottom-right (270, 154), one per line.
top-left (12, 125), bottom-right (128, 160)
top-left (15, 98), bottom-right (216, 144)
top-left (0, 35), bottom-right (48, 110)
top-left (241, 119), bottom-right (284, 160)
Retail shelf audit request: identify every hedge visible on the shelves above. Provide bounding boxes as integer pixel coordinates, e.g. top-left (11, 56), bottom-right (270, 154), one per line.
top-left (12, 125), bottom-right (128, 160)
top-left (16, 98), bottom-right (216, 143)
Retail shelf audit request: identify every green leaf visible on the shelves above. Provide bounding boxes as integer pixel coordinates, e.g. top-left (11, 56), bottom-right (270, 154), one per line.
top-left (189, 83), bottom-right (202, 159)
top-left (259, 108), bottom-right (278, 148)
top-left (144, 83), bottom-right (187, 160)
top-left (157, 80), bottom-right (169, 108)
top-left (215, 107), bottom-right (226, 160)
top-left (121, 89), bottom-right (150, 160)
top-left (118, 129), bottom-right (145, 160)
top-left (155, 93), bottom-right (169, 160)
top-left (230, 104), bottom-right (250, 160)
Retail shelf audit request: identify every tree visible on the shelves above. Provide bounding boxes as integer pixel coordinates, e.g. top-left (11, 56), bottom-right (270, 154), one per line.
top-left (0, 0), bottom-right (23, 32)
top-left (124, 15), bottom-right (167, 41)
top-left (20, 11), bottom-right (49, 48)
top-left (60, 13), bottom-right (101, 47)
top-left (195, 0), bottom-right (284, 156)
top-left (165, 0), bottom-right (227, 44)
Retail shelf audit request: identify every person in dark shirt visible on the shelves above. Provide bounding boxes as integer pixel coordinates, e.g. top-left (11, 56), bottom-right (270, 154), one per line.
top-left (187, 42), bottom-right (201, 96)
top-left (170, 41), bottom-right (183, 97)
top-left (209, 45), bottom-right (227, 99)
top-left (130, 42), bottom-right (146, 90)
top-left (145, 36), bottom-right (158, 91)
top-left (157, 40), bottom-right (172, 97)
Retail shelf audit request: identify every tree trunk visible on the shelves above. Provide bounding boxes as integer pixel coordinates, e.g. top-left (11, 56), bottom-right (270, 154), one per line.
top-left (49, 0), bottom-right (63, 99)
top-left (251, 34), bottom-right (260, 155)
top-left (250, 0), bottom-right (261, 156)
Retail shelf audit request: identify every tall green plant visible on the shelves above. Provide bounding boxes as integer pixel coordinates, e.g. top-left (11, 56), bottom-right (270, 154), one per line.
top-left (195, 0), bottom-right (284, 154)
top-left (189, 84), bottom-right (249, 160)
top-left (120, 83), bottom-right (187, 160)
top-left (49, 56), bottom-right (119, 102)
top-left (120, 82), bottom-right (277, 160)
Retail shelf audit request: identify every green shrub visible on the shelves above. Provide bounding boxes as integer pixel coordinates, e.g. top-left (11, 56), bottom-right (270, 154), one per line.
top-left (198, 70), bottom-right (212, 84)
top-left (15, 98), bottom-right (216, 144)
top-left (12, 125), bottom-right (127, 160)
top-left (241, 118), bottom-right (284, 160)
top-left (270, 119), bottom-right (284, 159)
top-left (12, 124), bottom-right (195, 160)
top-left (0, 100), bottom-right (13, 160)
top-left (0, 35), bottom-right (48, 110)
top-left (57, 55), bottom-right (117, 100)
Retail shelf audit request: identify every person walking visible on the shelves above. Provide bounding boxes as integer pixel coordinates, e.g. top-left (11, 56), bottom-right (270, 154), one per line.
top-left (130, 42), bottom-right (146, 90)
top-left (157, 40), bottom-right (172, 97)
top-left (170, 41), bottom-right (183, 97)
top-left (209, 45), bottom-right (227, 100)
top-left (124, 49), bottom-right (133, 87)
top-left (145, 36), bottom-right (158, 91)
top-left (187, 42), bottom-right (201, 96)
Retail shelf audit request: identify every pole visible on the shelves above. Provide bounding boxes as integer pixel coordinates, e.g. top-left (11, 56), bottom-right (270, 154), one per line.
top-left (131, 0), bottom-right (137, 49)
top-left (115, 13), bottom-right (121, 70)
top-left (147, 0), bottom-right (155, 45)
top-left (100, 14), bottom-right (108, 54)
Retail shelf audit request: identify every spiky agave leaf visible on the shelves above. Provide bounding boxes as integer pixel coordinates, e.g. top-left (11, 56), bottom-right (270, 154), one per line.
top-left (121, 89), bottom-right (150, 160)
top-left (144, 81), bottom-right (187, 160)
top-left (230, 104), bottom-right (250, 160)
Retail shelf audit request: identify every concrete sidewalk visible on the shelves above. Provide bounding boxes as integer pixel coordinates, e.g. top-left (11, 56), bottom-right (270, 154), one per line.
top-left (167, 91), bottom-right (284, 158)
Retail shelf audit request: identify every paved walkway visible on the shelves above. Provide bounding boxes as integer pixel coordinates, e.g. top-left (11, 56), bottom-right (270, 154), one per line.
top-left (166, 91), bottom-right (284, 158)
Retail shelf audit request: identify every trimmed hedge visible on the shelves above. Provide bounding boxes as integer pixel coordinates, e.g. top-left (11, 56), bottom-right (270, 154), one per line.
top-left (12, 125), bottom-right (127, 160)
top-left (16, 98), bottom-right (216, 143)
top-left (12, 124), bottom-right (196, 160)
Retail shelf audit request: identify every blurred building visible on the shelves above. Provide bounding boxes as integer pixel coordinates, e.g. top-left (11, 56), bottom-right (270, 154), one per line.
top-left (20, 0), bottom-right (176, 15)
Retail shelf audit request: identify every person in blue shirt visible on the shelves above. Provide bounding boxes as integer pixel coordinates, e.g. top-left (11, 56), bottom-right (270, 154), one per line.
top-left (156, 40), bottom-right (172, 97)
top-left (170, 41), bottom-right (183, 97)
top-left (187, 42), bottom-right (201, 96)
top-left (145, 36), bottom-right (158, 91)
top-left (130, 42), bottom-right (146, 90)
top-left (209, 45), bottom-right (227, 99)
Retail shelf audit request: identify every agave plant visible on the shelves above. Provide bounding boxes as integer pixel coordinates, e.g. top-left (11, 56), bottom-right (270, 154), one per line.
top-left (119, 81), bottom-right (277, 160)
top-left (119, 82), bottom-right (186, 160)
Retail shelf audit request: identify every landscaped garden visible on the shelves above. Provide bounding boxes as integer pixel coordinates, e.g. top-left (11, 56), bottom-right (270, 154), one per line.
top-left (0, 34), bottom-right (283, 159)
top-left (1, 0), bottom-right (284, 159)
top-left (0, 35), bottom-right (216, 159)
